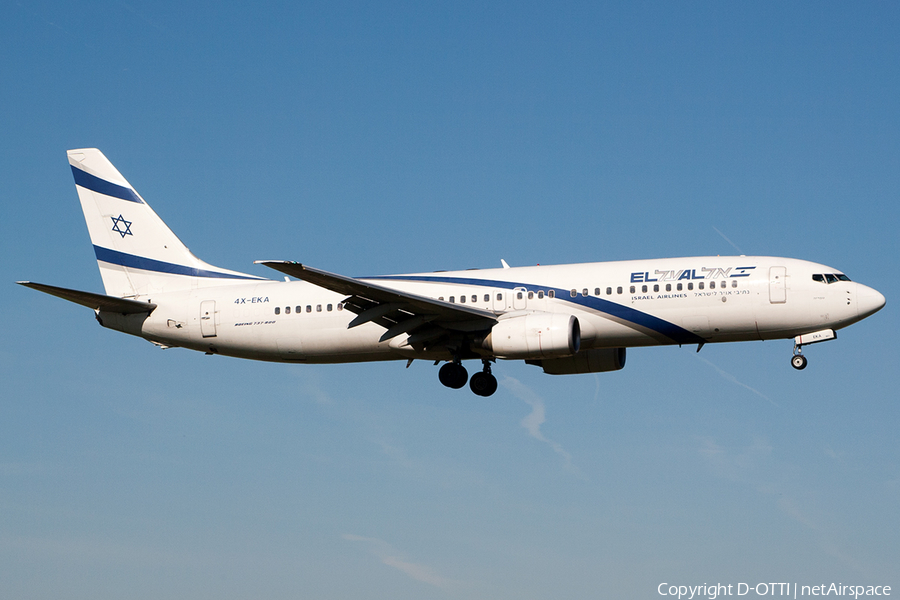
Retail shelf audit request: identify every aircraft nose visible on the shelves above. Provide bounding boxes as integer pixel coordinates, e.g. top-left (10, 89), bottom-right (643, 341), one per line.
top-left (857, 283), bottom-right (886, 319)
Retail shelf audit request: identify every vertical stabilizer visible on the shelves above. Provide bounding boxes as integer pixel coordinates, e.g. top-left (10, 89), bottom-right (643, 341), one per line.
top-left (68, 149), bottom-right (262, 297)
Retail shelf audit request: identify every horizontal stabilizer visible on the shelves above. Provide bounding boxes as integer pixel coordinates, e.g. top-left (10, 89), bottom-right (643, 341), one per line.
top-left (17, 281), bottom-right (157, 314)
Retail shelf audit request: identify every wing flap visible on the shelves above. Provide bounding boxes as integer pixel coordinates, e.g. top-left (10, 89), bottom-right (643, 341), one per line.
top-left (17, 282), bottom-right (157, 314)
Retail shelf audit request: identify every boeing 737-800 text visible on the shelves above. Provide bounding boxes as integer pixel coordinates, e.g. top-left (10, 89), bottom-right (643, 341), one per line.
top-left (18, 149), bottom-right (886, 396)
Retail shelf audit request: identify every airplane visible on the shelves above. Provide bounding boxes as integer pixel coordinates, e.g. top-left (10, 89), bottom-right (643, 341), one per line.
top-left (18, 149), bottom-right (886, 397)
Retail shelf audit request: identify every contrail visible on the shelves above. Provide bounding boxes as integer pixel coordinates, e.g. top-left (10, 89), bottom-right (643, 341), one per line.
top-left (501, 376), bottom-right (585, 478)
top-left (696, 356), bottom-right (779, 408)
top-left (341, 534), bottom-right (455, 588)
top-left (712, 226), bottom-right (744, 254)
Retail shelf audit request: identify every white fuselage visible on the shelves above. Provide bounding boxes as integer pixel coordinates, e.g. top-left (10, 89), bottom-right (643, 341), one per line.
top-left (103, 256), bottom-right (883, 364)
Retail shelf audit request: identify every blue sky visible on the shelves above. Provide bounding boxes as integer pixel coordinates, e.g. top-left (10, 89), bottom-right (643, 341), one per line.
top-left (2, 2), bottom-right (898, 598)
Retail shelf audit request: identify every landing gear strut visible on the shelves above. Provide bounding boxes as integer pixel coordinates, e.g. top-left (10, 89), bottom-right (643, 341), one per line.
top-left (469, 360), bottom-right (498, 397)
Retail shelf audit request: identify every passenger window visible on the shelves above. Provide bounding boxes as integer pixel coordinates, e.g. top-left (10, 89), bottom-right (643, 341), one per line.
top-left (606, 287), bottom-right (612, 295)
top-left (285, 306), bottom-right (291, 314)
top-left (275, 307), bottom-right (280, 315)
top-left (709, 281), bottom-right (715, 289)
top-left (666, 284), bottom-right (672, 292)
top-left (677, 283), bottom-right (683, 291)
top-left (484, 294), bottom-right (490, 302)
top-left (548, 290), bottom-right (555, 298)
top-left (460, 295), bottom-right (466, 303)
top-left (306, 305), bottom-right (312, 313)
top-left (731, 280), bottom-right (737, 288)
top-left (296, 306), bottom-right (302, 313)
top-left (582, 288), bottom-right (588, 296)
top-left (449, 296), bottom-right (455, 303)
top-left (538, 291), bottom-right (544, 299)
top-left (316, 304), bottom-right (322, 312)
top-left (642, 285), bottom-right (647, 293)
top-left (594, 288), bottom-right (600, 295)
top-left (653, 284), bottom-right (659, 292)
top-left (617, 286), bottom-right (623, 294)
top-left (337, 303), bottom-right (343, 311)
top-left (327, 304), bottom-right (333, 311)
top-left (570, 289), bottom-right (577, 297)
top-left (698, 282), bottom-right (704, 290)
top-left (528, 291), bottom-right (534, 300)
top-left (687, 282), bottom-right (693, 290)
top-left (496, 293), bottom-right (502, 301)
top-left (438, 297), bottom-right (444, 301)
top-left (471, 295), bottom-right (477, 303)
top-left (629, 286), bottom-right (635, 293)
top-left (516, 292), bottom-right (522, 300)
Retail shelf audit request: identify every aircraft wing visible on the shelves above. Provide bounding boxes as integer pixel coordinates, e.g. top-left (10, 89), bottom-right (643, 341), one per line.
top-left (255, 261), bottom-right (496, 340)
top-left (17, 281), bottom-right (157, 314)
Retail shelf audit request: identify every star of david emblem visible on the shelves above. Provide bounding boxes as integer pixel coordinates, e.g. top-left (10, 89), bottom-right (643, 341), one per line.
top-left (111, 214), bottom-right (133, 238)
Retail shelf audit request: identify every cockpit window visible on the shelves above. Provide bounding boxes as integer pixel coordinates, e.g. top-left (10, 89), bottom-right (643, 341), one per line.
top-left (813, 273), bottom-right (852, 284)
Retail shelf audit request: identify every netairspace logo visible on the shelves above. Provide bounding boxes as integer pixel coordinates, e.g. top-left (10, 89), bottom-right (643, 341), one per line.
top-left (657, 582), bottom-right (891, 599)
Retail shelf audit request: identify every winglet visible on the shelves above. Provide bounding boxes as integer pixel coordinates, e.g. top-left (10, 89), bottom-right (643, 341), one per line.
top-left (500, 259), bottom-right (510, 269)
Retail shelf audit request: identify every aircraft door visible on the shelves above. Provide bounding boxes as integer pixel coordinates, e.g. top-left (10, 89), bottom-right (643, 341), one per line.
top-left (769, 267), bottom-right (787, 304)
top-left (512, 287), bottom-right (527, 310)
top-left (200, 300), bottom-right (217, 337)
top-left (492, 290), bottom-right (507, 312)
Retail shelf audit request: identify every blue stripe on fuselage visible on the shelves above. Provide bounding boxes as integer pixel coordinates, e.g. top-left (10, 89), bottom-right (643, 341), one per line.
top-left (71, 165), bottom-right (144, 204)
top-left (367, 274), bottom-right (705, 345)
top-left (94, 246), bottom-right (263, 280)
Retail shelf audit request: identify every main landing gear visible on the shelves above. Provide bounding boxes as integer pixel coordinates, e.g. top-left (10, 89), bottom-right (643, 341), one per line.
top-left (438, 359), bottom-right (498, 396)
top-left (438, 361), bottom-right (468, 389)
top-left (469, 361), bottom-right (498, 397)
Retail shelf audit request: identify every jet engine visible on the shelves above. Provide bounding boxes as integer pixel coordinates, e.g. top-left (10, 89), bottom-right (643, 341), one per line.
top-left (483, 313), bottom-right (580, 359)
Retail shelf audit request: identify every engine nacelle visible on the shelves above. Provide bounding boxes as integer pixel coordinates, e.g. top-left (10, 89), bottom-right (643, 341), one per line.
top-left (483, 313), bottom-right (580, 359)
top-left (528, 347), bottom-right (627, 375)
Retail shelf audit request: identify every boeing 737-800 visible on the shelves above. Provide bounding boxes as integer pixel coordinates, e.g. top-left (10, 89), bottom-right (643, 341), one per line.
top-left (18, 149), bottom-right (886, 396)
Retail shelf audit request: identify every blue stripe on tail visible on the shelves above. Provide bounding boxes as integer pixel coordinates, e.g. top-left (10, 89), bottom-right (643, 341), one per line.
top-left (71, 166), bottom-right (144, 204)
top-left (94, 246), bottom-right (263, 280)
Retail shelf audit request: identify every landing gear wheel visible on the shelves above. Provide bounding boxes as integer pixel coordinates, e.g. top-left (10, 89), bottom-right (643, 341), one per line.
top-left (439, 363), bottom-right (468, 389)
top-left (791, 354), bottom-right (808, 370)
top-left (469, 371), bottom-right (498, 397)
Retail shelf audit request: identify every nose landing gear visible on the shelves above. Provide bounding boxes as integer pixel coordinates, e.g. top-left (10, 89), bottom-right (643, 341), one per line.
top-left (790, 329), bottom-right (837, 370)
top-left (791, 339), bottom-right (808, 370)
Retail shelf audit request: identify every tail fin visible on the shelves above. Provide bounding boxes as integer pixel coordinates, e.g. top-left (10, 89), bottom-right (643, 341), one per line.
top-left (68, 149), bottom-right (262, 297)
